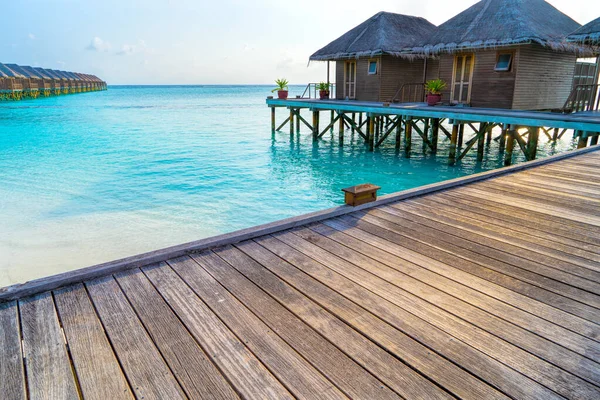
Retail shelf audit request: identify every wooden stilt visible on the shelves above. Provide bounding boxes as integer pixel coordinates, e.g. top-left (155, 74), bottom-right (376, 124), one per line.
top-left (498, 125), bottom-right (507, 153)
top-left (312, 111), bottom-right (319, 140)
top-left (359, 113), bottom-right (363, 129)
top-left (486, 125), bottom-right (493, 146)
top-left (591, 134), bottom-right (599, 146)
top-left (289, 109), bottom-right (294, 135)
top-left (449, 123), bottom-right (459, 165)
top-left (295, 109), bottom-right (300, 133)
top-left (404, 117), bottom-right (412, 158)
top-left (477, 123), bottom-right (485, 162)
top-left (431, 118), bottom-right (439, 153)
top-left (270, 107), bottom-right (275, 134)
top-left (368, 116), bottom-right (375, 151)
top-left (338, 112), bottom-right (344, 144)
top-left (395, 117), bottom-right (402, 149)
top-left (458, 124), bottom-right (465, 147)
top-left (330, 110), bottom-right (334, 133)
top-left (504, 126), bottom-right (515, 166)
top-left (526, 127), bottom-right (539, 160)
top-left (577, 132), bottom-right (588, 149)
top-left (351, 113), bottom-right (355, 134)
top-left (552, 127), bottom-right (559, 141)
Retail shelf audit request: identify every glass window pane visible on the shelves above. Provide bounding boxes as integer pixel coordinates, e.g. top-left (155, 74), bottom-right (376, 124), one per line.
top-left (368, 61), bottom-right (377, 74)
top-left (495, 54), bottom-right (512, 71)
top-left (454, 57), bottom-right (463, 82)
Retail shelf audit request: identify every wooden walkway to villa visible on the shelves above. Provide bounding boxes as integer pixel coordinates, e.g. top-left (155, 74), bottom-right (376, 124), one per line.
top-left (2, 148), bottom-right (600, 399)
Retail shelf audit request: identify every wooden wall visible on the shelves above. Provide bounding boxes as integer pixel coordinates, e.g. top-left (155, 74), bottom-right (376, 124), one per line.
top-left (512, 45), bottom-right (577, 110)
top-left (379, 56), bottom-right (426, 102)
top-left (333, 59), bottom-right (380, 101)
top-left (438, 48), bottom-right (517, 109)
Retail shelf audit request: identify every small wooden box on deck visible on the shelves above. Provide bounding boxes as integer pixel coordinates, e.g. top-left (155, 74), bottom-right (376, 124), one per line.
top-left (342, 183), bottom-right (381, 206)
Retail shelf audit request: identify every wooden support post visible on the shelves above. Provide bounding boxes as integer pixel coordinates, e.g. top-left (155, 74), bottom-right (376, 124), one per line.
top-left (368, 116), bottom-right (375, 151)
top-left (395, 117), bottom-right (402, 149)
top-left (431, 118), bottom-right (439, 153)
top-left (526, 127), bottom-right (539, 160)
top-left (351, 113), bottom-right (356, 134)
top-left (295, 109), bottom-right (300, 133)
top-left (486, 125), bottom-right (493, 146)
top-left (458, 124), bottom-right (465, 147)
top-left (591, 134), bottom-right (599, 146)
top-left (312, 111), bottom-right (319, 140)
top-left (359, 113), bottom-right (363, 128)
top-left (404, 117), bottom-right (412, 158)
top-left (498, 125), bottom-right (507, 152)
top-left (330, 110), bottom-right (334, 133)
top-left (504, 126), bottom-right (515, 166)
top-left (270, 107), bottom-right (275, 134)
top-left (577, 132), bottom-right (588, 149)
top-left (477, 123), bottom-right (485, 162)
top-left (449, 123), bottom-right (459, 165)
top-left (552, 128), bottom-right (559, 141)
top-left (339, 112), bottom-right (344, 144)
top-left (290, 109), bottom-right (294, 135)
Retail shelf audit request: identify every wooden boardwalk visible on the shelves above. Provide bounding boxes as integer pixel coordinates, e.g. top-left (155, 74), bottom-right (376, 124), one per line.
top-left (2, 149), bottom-right (600, 399)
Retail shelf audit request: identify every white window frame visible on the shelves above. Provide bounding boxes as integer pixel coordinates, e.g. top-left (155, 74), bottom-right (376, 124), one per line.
top-left (495, 53), bottom-right (513, 72)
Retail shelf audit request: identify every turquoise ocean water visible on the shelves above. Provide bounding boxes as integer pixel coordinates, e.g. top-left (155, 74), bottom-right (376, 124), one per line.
top-left (0, 85), bottom-right (576, 285)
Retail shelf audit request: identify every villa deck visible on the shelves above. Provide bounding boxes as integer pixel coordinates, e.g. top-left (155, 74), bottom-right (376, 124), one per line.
top-left (2, 147), bottom-right (600, 399)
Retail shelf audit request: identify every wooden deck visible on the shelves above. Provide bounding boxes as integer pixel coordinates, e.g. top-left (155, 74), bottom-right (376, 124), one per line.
top-left (2, 148), bottom-right (600, 399)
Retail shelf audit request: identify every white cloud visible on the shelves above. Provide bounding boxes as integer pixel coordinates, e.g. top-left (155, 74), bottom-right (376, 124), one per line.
top-left (57, 61), bottom-right (66, 68)
top-left (116, 44), bottom-right (135, 55)
top-left (86, 37), bottom-right (111, 52)
top-left (28, 33), bottom-right (36, 40)
top-left (116, 40), bottom-right (152, 56)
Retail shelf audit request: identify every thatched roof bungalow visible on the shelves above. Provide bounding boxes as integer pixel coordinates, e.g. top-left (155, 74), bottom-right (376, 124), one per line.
top-left (567, 17), bottom-right (600, 45)
top-left (310, 12), bottom-right (436, 102)
top-left (312, 0), bottom-right (588, 110)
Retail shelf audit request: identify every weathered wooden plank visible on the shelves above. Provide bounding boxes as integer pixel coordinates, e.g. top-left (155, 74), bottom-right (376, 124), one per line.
top-left (322, 216), bottom-right (600, 324)
top-left (194, 249), bottom-right (407, 400)
top-left (19, 292), bottom-right (79, 400)
top-left (85, 276), bottom-right (187, 400)
top-left (292, 226), bottom-right (600, 383)
top-left (141, 262), bottom-right (293, 400)
top-left (114, 268), bottom-right (239, 400)
top-left (53, 284), bottom-right (133, 400)
top-left (426, 192), bottom-right (600, 252)
top-left (0, 301), bottom-right (26, 400)
top-left (167, 255), bottom-right (349, 400)
top-left (386, 202), bottom-right (600, 277)
top-left (274, 230), bottom-right (600, 399)
top-left (356, 210), bottom-right (600, 303)
top-left (234, 240), bottom-right (507, 400)
top-left (255, 235), bottom-right (559, 400)
top-left (309, 222), bottom-right (600, 342)
top-left (401, 197), bottom-right (600, 266)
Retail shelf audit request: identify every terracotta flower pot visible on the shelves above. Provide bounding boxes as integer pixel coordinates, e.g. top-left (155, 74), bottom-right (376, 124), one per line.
top-left (277, 90), bottom-right (288, 100)
top-left (319, 90), bottom-right (330, 100)
top-left (426, 94), bottom-right (441, 106)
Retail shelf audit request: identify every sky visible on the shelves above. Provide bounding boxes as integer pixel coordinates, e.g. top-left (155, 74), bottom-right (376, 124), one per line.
top-left (2, 0), bottom-right (599, 85)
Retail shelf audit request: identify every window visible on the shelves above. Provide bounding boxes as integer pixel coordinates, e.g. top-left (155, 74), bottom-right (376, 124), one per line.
top-left (368, 60), bottom-right (378, 75)
top-left (495, 53), bottom-right (513, 71)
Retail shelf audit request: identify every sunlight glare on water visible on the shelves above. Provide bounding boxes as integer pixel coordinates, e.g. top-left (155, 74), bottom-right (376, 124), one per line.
top-left (0, 85), bottom-right (576, 285)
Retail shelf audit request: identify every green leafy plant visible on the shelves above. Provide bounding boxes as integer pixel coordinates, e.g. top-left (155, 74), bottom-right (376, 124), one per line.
top-left (425, 79), bottom-right (447, 95)
top-left (271, 78), bottom-right (289, 93)
top-left (316, 82), bottom-right (331, 92)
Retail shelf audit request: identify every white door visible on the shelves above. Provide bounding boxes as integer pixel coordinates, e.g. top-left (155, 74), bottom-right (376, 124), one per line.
top-left (451, 54), bottom-right (475, 104)
top-left (344, 61), bottom-right (356, 99)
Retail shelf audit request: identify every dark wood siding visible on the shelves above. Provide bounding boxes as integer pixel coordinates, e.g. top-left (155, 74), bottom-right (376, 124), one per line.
top-left (335, 61), bottom-right (344, 100)
top-left (379, 56), bottom-right (426, 102)
top-left (512, 45), bottom-right (577, 110)
top-left (334, 59), bottom-right (380, 101)
top-left (438, 55), bottom-right (454, 103)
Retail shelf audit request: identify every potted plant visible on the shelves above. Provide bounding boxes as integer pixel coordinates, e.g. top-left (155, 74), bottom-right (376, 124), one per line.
top-left (272, 78), bottom-right (289, 99)
top-left (317, 82), bottom-right (331, 100)
top-left (424, 79), bottom-right (446, 106)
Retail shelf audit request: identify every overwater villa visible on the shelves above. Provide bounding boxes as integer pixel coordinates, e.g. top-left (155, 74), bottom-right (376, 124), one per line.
top-left (0, 62), bottom-right (106, 100)
top-left (311, 0), bottom-right (596, 110)
top-left (568, 16), bottom-right (600, 45)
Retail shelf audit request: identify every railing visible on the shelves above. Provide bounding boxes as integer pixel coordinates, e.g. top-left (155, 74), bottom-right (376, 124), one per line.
top-left (562, 84), bottom-right (600, 113)
top-left (391, 83), bottom-right (425, 103)
top-left (300, 82), bottom-right (337, 99)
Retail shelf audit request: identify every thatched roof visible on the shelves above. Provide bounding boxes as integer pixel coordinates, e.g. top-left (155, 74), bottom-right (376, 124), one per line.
top-left (0, 63), bottom-right (25, 78)
top-left (6, 64), bottom-right (37, 79)
top-left (20, 66), bottom-right (45, 79)
top-left (309, 12), bottom-right (435, 61)
top-left (567, 17), bottom-right (600, 44)
top-left (35, 68), bottom-right (60, 80)
top-left (410, 0), bottom-right (583, 55)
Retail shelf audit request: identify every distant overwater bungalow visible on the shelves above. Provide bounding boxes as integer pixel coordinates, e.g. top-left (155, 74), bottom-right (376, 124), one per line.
top-left (0, 63), bottom-right (106, 100)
